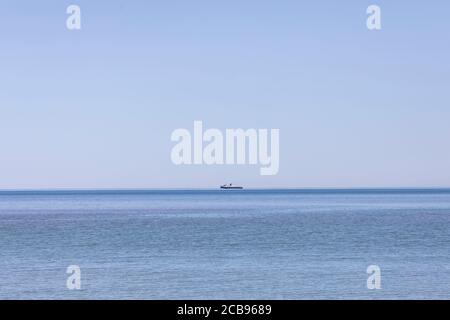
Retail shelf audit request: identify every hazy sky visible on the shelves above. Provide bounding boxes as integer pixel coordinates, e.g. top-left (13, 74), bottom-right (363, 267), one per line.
top-left (1, 0), bottom-right (449, 189)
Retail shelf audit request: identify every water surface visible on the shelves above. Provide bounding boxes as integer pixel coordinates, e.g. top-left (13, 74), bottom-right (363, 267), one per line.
top-left (0, 189), bottom-right (449, 299)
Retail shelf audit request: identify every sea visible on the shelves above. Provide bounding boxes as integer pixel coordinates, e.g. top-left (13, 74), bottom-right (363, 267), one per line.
top-left (0, 189), bottom-right (449, 299)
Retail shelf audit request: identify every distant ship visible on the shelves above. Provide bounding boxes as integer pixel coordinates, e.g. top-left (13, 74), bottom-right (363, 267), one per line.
top-left (220, 183), bottom-right (243, 190)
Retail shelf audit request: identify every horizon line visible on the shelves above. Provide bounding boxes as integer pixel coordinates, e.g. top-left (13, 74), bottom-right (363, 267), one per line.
top-left (1, 186), bottom-right (450, 192)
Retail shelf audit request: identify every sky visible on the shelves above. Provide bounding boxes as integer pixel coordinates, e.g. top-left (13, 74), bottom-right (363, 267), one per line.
top-left (0, 0), bottom-right (449, 189)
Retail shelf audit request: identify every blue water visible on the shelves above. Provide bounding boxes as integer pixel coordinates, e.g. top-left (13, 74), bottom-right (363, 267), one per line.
top-left (0, 189), bottom-right (449, 299)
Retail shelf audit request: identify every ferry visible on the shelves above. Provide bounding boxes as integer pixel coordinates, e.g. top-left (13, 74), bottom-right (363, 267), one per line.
top-left (220, 183), bottom-right (243, 190)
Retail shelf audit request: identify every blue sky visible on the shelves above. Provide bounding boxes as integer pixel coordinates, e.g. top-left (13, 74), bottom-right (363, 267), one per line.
top-left (0, 1), bottom-right (449, 189)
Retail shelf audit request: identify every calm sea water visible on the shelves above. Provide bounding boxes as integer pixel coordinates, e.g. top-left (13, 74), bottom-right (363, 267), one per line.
top-left (0, 189), bottom-right (449, 300)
